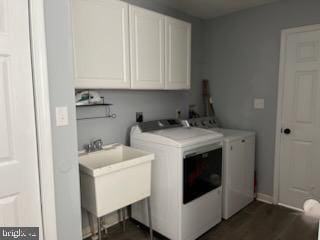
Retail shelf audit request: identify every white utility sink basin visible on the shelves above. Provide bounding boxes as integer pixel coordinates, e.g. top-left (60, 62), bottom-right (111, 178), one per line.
top-left (79, 144), bottom-right (154, 218)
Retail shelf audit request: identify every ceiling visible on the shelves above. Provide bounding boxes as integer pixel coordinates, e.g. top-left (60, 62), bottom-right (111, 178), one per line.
top-left (152, 0), bottom-right (280, 19)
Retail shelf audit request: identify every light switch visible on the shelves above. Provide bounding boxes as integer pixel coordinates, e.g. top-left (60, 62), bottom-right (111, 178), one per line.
top-left (56, 106), bottom-right (69, 126)
top-left (254, 98), bottom-right (264, 109)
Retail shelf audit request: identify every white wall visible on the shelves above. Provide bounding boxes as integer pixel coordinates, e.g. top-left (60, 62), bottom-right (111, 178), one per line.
top-left (205, 0), bottom-right (320, 196)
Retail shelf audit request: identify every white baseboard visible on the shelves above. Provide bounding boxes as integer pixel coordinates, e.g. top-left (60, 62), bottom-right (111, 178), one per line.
top-left (256, 193), bottom-right (273, 204)
top-left (278, 203), bottom-right (303, 212)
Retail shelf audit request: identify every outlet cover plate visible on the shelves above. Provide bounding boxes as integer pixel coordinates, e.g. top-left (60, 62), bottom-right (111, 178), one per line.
top-left (254, 98), bottom-right (265, 109)
top-left (56, 106), bottom-right (69, 126)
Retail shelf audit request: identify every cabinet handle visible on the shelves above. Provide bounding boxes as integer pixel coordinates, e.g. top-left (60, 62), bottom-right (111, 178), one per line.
top-left (241, 139), bottom-right (245, 143)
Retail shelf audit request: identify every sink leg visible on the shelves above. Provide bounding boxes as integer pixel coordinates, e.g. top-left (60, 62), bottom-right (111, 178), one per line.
top-left (87, 211), bottom-right (97, 240)
top-left (147, 197), bottom-right (153, 240)
top-left (117, 209), bottom-right (125, 232)
top-left (122, 207), bottom-right (126, 232)
top-left (117, 209), bottom-right (122, 225)
top-left (97, 217), bottom-right (102, 240)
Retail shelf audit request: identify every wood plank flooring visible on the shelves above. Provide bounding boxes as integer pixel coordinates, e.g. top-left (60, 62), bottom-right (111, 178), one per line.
top-left (90, 201), bottom-right (318, 240)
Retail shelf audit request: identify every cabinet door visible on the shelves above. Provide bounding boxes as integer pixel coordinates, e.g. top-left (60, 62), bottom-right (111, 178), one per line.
top-left (165, 17), bottom-right (191, 90)
top-left (244, 136), bottom-right (255, 197)
top-left (228, 140), bottom-right (246, 193)
top-left (130, 6), bottom-right (165, 89)
top-left (228, 137), bottom-right (255, 197)
top-left (72, 0), bottom-right (130, 89)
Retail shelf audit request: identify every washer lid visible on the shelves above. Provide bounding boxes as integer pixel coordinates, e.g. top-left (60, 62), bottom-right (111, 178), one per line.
top-left (131, 125), bottom-right (223, 147)
top-left (210, 128), bottom-right (255, 142)
top-left (154, 127), bottom-right (221, 140)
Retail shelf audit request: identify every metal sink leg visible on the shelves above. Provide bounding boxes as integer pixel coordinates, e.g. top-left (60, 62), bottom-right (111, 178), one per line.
top-left (122, 207), bottom-right (126, 232)
top-left (98, 217), bottom-right (102, 240)
top-left (147, 197), bottom-right (153, 240)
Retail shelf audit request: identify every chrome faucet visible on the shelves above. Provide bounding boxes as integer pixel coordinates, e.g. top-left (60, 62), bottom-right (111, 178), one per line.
top-left (84, 139), bottom-right (104, 153)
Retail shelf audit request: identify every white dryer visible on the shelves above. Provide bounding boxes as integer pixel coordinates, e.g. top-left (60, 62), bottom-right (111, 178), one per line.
top-left (130, 119), bottom-right (223, 240)
top-left (186, 117), bottom-right (255, 219)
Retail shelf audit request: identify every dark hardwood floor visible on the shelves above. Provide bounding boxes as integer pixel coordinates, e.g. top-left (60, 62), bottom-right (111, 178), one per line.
top-left (93, 201), bottom-right (318, 240)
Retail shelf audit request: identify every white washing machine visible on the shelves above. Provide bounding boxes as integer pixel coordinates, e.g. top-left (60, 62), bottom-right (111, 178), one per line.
top-left (130, 119), bottom-right (224, 240)
top-left (186, 117), bottom-right (256, 219)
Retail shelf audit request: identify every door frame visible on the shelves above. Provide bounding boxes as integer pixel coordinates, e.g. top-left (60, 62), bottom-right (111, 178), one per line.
top-left (29, 0), bottom-right (57, 239)
top-left (273, 23), bottom-right (320, 206)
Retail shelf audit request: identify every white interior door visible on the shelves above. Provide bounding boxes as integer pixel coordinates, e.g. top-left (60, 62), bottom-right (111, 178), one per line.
top-left (279, 25), bottom-right (320, 209)
top-left (130, 6), bottom-right (165, 89)
top-left (0, 0), bottom-right (43, 234)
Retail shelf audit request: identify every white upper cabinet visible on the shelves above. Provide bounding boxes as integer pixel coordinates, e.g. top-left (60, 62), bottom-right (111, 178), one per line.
top-left (130, 6), bottom-right (165, 89)
top-left (72, 0), bottom-right (130, 89)
top-left (71, 0), bottom-right (191, 90)
top-left (165, 17), bottom-right (191, 90)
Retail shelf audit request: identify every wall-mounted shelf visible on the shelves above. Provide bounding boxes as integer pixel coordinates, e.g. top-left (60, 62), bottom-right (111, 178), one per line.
top-left (76, 103), bottom-right (112, 108)
top-left (76, 97), bottom-right (116, 121)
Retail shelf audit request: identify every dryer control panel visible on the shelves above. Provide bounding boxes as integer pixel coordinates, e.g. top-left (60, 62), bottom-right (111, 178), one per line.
top-left (138, 119), bottom-right (182, 132)
top-left (186, 117), bottom-right (219, 129)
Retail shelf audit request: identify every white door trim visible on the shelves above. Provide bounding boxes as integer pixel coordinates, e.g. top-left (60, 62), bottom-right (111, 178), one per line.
top-left (273, 23), bottom-right (320, 205)
top-left (29, 0), bottom-right (57, 239)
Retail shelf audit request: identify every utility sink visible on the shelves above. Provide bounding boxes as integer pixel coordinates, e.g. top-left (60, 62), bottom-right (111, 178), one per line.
top-left (79, 144), bottom-right (154, 218)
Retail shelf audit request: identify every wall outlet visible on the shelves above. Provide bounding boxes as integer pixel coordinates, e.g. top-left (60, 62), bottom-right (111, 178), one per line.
top-left (55, 106), bottom-right (69, 126)
top-left (254, 98), bottom-right (265, 109)
top-left (176, 109), bottom-right (181, 119)
top-left (136, 112), bottom-right (143, 123)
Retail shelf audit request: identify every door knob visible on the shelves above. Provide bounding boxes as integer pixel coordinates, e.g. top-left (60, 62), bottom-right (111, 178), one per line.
top-left (283, 128), bottom-right (291, 134)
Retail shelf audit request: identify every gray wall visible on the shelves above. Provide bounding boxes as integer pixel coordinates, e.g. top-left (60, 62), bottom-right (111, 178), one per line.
top-left (44, 0), bottom-right (82, 239)
top-left (205, 0), bottom-right (320, 196)
top-left (76, 0), bottom-right (206, 149)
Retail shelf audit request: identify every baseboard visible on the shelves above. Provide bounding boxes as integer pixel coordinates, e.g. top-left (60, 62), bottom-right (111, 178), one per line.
top-left (256, 193), bottom-right (273, 204)
top-left (278, 203), bottom-right (303, 212)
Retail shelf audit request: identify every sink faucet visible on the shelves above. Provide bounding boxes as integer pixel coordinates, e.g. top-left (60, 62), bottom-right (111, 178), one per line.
top-left (84, 139), bottom-right (104, 153)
